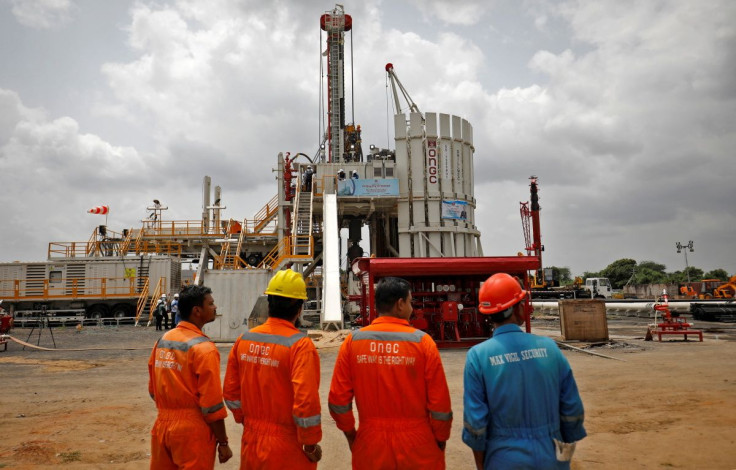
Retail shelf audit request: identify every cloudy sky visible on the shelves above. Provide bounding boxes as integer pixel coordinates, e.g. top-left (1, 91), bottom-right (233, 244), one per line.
top-left (1, 0), bottom-right (734, 277)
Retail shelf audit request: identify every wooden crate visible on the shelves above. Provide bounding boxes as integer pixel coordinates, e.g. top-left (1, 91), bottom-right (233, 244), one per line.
top-left (558, 299), bottom-right (609, 341)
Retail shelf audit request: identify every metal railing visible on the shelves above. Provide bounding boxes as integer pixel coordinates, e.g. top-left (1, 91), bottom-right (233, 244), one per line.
top-left (48, 226), bottom-right (133, 258)
top-left (134, 277), bottom-right (150, 325)
top-left (133, 240), bottom-right (183, 256)
top-left (142, 220), bottom-right (217, 238)
top-left (143, 277), bottom-right (166, 326)
top-left (259, 235), bottom-right (314, 270)
top-left (0, 276), bottom-right (149, 301)
top-left (253, 195), bottom-right (279, 233)
top-left (214, 226), bottom-right (250, 270)
top-left (47, 210), bottom-right (284, 260)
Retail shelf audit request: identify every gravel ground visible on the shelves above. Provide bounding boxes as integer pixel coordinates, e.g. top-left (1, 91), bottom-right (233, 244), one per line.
top-left (1, 316), bottom-right (735, 469)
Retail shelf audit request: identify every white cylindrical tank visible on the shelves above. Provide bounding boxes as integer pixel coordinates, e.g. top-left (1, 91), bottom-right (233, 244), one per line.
top-left (395, 112), bottom-right (481, 258)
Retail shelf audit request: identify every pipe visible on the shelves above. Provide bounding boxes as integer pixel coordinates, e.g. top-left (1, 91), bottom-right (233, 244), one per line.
top-left (532, 300), bottom-right (733, 314)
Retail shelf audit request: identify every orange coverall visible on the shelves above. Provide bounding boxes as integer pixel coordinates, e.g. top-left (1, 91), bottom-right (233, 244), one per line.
top-left (223, 317), bottom-right (321, 469)
top-left (148, 321), bottom-right (227, 470)
top-left (329, 316), bottom-right (453, 469)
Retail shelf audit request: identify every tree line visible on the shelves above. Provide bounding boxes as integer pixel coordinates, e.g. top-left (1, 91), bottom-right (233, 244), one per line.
top-left (547, 259), bottom-right (732, 290)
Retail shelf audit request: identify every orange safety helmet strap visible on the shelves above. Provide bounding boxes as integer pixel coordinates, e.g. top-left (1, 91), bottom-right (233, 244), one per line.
top-left (478, 273), bottom-right (527, 315)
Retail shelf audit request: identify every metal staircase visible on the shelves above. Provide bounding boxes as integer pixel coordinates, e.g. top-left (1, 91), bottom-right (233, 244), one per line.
top-left (214, 193), bottom-right (280, 269)
top-left (134, 274), bottom-right (165, 327)
top-left (292, 185), bottom-right (314, 257)
top-left (259, 180), bottom-right (315, 270)
top-left (253, 195), bottom-right (278, 234)
top-left (214, 219), bottom-right (247, 269)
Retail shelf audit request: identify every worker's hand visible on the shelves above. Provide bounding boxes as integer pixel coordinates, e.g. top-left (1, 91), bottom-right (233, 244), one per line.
top-left (303, 444), bottom-right (322, 462)
top-left (217, 443), bottom-right (233, 463)
top-left (553, 439), bottom-right (576, 462)
top-left (344, 429), bottom-right (357, 451)
top-left (437, 440), bottom-right (446, 451)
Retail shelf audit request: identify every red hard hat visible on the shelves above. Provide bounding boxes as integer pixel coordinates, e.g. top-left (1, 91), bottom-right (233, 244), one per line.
top-left (478, 273), bottom-right (527, 315)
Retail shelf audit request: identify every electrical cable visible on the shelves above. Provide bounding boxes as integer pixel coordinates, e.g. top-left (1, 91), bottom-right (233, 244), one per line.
top-left (4, 334), bottom-right (150, 351)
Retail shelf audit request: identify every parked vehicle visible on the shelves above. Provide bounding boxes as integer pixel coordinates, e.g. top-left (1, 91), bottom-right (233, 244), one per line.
top-left (583, 277), bottom-right (613, 299)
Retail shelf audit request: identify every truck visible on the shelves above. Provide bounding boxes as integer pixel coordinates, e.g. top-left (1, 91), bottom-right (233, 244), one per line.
top-left (583, 277), bottom-right (613, 299)
top-left (0, 256), bottom-right (180, 324)
top-left (529, 269), bottom-right (592, 300)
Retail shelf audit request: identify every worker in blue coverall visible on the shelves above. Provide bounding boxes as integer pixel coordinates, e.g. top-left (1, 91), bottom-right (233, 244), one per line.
top-left (463, 273), bottom-right (587, 469)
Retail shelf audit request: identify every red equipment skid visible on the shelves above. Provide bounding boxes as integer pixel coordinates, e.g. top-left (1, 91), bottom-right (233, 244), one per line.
top-left (653, 303), bottom-right (702, 342)
top-left (352, 256), bottom-right (539, 348)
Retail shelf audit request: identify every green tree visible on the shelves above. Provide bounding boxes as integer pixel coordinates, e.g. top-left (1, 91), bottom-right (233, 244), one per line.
top-left (669, 267), bottom-right (704, 284)
top-left (545, 266), bottom-right (572, 285)
top-left (632, 267), bottom-right (668, 285)
top-left (599, 258), bottom-right (637, 289)
top-left (703, 269), bottom-right (730, 281)
top-left (630, 260), bottom-right (668, 285)
top-left (638, 260), bottom-right (666, 273)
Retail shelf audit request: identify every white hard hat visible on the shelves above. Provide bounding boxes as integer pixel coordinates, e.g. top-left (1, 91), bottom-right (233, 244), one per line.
top-left (161, 294), bottom-right (167, 298)
top-left (174, 293), bottom-right (179, 298)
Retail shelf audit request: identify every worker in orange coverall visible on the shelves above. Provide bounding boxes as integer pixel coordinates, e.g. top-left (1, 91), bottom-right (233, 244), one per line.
top-left (148, 284), bottom-right (233, 469)
top-left (223, 269), bottom-right (322, 469)
top-left (329, 276), bottom-right (453, 469)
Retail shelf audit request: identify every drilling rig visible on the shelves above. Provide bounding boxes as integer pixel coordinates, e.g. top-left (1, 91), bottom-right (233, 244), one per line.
top-left (0, 5), bottom-right (543, 346)
top-left (255, 4), bottom-right (542, 346)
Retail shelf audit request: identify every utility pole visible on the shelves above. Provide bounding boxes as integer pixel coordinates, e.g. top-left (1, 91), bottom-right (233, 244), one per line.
top-left (675, 240), bottom-right (694, 283)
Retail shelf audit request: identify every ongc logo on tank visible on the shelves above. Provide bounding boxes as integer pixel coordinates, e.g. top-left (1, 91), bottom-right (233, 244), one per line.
top-left (427, 139), bottom-right (438, 186)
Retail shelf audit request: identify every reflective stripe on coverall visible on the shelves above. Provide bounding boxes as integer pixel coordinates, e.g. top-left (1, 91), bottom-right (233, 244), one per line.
top-left (223, 317), bottom-right (321, 470)
top-left (328, 316), bottom-right (453, 470)
top-left (462, 323), bottom-right (587, 469)
top-left (148, 321), bottom-right (227, 470)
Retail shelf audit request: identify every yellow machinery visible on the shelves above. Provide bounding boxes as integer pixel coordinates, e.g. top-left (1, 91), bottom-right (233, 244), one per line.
top-left (698, 276), bottom-right (736, 299)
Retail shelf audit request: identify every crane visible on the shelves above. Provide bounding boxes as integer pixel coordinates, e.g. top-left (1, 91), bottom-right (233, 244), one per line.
top-left (520, 176), bottom-right (543, 285)
top-left (385, 63), bottom-right (421, 115)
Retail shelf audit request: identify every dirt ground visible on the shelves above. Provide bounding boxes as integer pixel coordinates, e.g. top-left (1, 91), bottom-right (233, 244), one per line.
top-left (1, 315), bottom-right (735, 469)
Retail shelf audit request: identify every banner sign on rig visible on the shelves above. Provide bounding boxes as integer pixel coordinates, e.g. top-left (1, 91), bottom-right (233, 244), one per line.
top-left (337, 178), bottom-right (399, 197)
top-left (441, 200), bottom-right (468, 221)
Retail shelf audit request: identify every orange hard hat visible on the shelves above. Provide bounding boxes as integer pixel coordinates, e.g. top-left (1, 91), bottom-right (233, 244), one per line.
top-left (478, 273), bottom-right (527, 315)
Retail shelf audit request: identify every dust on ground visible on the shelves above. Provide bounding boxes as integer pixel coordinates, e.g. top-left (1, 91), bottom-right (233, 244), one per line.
top-left (1, 315), bottom-right (735, 469)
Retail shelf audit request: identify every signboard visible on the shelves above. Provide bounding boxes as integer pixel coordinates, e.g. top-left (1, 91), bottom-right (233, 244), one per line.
top-left (455, 147), bottom-right (462, 189)
top-left (125, 268), bottom-right (137, 278)
top-left (337, 178), bottom-right (399, 197)
top-left (441, 141), bottom-right (452, 187)
top-left (441, 200), bottom-right (468, 220)
top-left (426, 139), bottom-right (438, 187)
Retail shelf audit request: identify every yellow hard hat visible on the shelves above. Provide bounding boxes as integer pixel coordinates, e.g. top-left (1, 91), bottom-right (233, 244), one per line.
top-left (264, 270), bottom-right (307, 300)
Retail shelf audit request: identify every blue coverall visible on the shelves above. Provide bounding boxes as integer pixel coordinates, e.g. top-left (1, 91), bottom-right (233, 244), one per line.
top-left (462, 324), bottom-right (587, 469)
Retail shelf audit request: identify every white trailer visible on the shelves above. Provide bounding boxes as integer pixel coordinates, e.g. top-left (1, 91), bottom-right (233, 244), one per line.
top-left (0, 256), bottom-right (181, 322)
